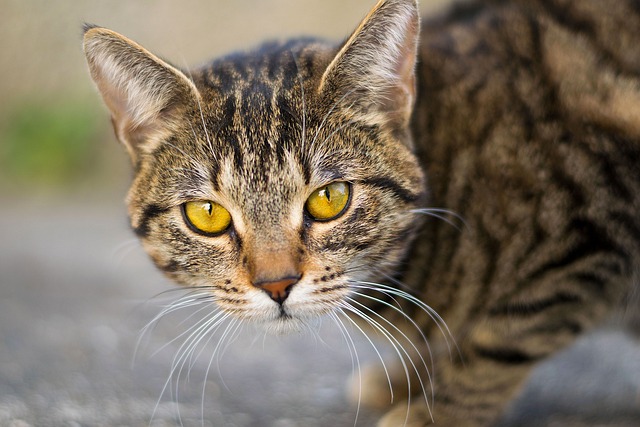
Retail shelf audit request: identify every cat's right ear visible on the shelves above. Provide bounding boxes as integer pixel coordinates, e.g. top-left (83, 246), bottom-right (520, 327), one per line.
top-left (83, 25), bottom-right (200, 163)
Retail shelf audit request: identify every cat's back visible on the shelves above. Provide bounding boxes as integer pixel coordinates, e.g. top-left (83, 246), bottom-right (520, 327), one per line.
top-left (415, 0), bottom-right (640, 145)
top-left (413, 0), bottom-right (640, 213)
top-left (409, 0), bottom-right (640, 325)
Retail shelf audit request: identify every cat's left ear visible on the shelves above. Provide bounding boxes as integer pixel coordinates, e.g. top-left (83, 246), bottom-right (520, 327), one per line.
top-left (318, 0), bottom-right (419, 130)
top-left (83, 25), bottom-right (200, 164)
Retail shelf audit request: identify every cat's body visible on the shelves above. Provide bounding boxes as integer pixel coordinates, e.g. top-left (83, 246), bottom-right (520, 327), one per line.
top-left (84, 0), bottom-right (640, 425)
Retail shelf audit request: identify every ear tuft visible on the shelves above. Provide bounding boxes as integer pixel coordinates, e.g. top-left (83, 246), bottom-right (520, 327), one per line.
top-left (83, 26), bottom-right (199, 162)
top-left (319, 0), bottom-right (419, 129)
top-left (82, 22), bottom-right (100, 34)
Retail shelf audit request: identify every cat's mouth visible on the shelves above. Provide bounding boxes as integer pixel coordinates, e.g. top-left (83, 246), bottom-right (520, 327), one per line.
top-left (215, 275), bottom-right (352, 334)
top-left (260, 311), bottom-right (310, 335)
top-left (252, 294), bottom-right (339, 335)
top-left (276, 305), bottom-right (292, 320)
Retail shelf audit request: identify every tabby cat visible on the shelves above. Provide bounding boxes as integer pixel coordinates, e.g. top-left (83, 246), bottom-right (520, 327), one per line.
top-left (83, 0), bottom-right (640, 425)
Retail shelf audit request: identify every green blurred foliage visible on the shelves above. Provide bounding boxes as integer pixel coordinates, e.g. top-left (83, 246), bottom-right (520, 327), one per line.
top-left (0, 101), bottom-right (110, 192)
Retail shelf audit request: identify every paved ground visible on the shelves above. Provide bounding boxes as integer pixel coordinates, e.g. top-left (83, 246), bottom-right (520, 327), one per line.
top-left (1, 196), bottom-right (639, 427)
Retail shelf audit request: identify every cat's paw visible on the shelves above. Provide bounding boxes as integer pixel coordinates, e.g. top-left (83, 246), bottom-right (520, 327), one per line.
top-left (377, 399), bottom-right (432, 427)
top-left (346, 364), bottom-right (394, 409)
top-left (378, 399), bottom-right (487, 427)
top-left (346, 363), bottom-right (411, 409)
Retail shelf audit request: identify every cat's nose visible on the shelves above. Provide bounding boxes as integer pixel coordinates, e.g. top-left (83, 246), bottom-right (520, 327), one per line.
top-left (253, 276), bottom-right (300, 304)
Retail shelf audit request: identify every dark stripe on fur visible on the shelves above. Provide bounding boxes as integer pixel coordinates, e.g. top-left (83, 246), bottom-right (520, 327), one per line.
top-left (527, 318), bottom-right (583, 335)
top-left (362, 177), bottom-right (421, 203)
top-left (132, 204), bottom-right (166, 237)
top-left (221, 97), bottom-right (244, 169)
top-left (474, 345), bottom-right (540, 365)
top-left (540, 0), bottom-right (637, 75)
top-left (527, 218), bottom-right (625, 282)
top-left (489, 291), bottom-right (581, 316)
top-left (158, 260), bottom-right (180, 273)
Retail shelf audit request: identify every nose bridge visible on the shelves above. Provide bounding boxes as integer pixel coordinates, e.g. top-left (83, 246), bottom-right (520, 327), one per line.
top-left (248, 235), bottom-right (300, 283)
top-left (245, 227), bottom-right (302, 304)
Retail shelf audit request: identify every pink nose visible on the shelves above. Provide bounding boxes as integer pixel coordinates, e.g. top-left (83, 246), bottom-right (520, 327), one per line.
top-left (253, 276), bottom-right (299, 304)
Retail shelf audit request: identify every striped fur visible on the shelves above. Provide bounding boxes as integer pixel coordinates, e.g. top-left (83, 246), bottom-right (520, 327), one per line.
top-left (84, 0), bottom-right (640, 425)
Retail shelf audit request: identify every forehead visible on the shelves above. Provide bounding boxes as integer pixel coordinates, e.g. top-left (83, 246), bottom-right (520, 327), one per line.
top-left (177, 43), bottom-right (374, 204)
top-left (181, 53), bottom-right (306, 216)
top-left (197, 49), bottom-right (307, 166)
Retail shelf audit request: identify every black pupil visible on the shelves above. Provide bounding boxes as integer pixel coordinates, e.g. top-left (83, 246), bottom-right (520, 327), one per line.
top-left (325, 186), bottom-right (331, 202)
top-left (206, 203), bottom-right (212, 215)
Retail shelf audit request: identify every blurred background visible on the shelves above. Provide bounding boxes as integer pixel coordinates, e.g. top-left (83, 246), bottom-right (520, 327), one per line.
top-left (1, 1), bottom-right (639, 426)
top-left (1, 0), bottom-right (447, 202)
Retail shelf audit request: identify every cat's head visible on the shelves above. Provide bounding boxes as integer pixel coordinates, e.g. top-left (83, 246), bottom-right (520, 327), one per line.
top-left (84, 0), bottom-right (425, 333)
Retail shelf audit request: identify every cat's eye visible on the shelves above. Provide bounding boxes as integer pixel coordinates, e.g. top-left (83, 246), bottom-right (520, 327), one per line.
top-left (306, 182), bottom-right (351, 221)
top-left (182, 200), bottom-right (232, 235)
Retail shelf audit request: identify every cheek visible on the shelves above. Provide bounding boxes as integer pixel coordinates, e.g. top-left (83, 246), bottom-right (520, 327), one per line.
top-left (316, 199), bottom-right (419, 284)
top-left (309, 189), bottom-right (413, 257)
top-left (142, 220), bottom-right (240, 284)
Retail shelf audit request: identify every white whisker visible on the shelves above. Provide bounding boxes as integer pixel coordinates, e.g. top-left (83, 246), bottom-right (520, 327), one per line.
top-left (210, 317), bottom-right (242, 393)
top-left (337, 306), bottom-right (394, 402)
top-left (348, 290), bottom-right (435, 396)
top-left (199, 317), bottom-right (241, 426)
top-left (147, 302), bottom-right (221, 361)
top-left (109, 238), bottom-right (141, 266)
top-left (351, 280), bottom-right (460, 362)
top-left (149, 308), bottom-right (227, 425)
top-left (339, 302), bottom-right (415, 426)
top-left (410, 207), bottom-right (468, 231)
top-left (308, 87), bottom-right (360, 163)
top-left (345, 295), bottom-right (434, 414)
top-left (291, 51), bottom-right (307, 157)
top-left (172, 311), bottom-right (233, 425)
top-left (134, 291), bottom-right (217, 366)
top-left (331, 309), bottom-right (363, 426)
top-left (181, 58), bottom-right (215, 159)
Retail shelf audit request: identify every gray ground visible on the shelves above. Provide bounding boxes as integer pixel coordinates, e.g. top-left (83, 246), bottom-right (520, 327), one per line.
top-left (1, 197), bottom-right (639, 427)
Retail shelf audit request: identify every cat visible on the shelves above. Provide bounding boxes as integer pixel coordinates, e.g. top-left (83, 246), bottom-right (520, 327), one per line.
top-left (83, 0), bottom-right (640, 425)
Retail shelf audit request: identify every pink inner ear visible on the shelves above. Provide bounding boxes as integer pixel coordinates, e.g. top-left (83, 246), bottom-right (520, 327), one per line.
top-left (387, 13), bottom-right (419, 123)
top-left (84, 27), bottom-right (200, 163)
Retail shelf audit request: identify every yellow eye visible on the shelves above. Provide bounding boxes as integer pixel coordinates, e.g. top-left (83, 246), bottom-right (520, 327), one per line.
top-left (306, 182), bottom-right (351, 221)
top-left (182, 200), bottom-right (232, 235)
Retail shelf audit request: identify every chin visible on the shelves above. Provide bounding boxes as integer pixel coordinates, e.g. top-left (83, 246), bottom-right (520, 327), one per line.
top-left (248, 313), bottom-right (311, 335)
top-left (253, 305), bottom-right (331, 335)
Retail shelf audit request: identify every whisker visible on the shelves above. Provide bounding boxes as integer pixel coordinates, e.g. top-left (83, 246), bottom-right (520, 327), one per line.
top-left (291, 50), bottom-right (307, 158)
top-left (351, 280), bottom-right (460, 362)
top-left (137, 290), bottom-right (215, 337)
top-left (134, 291), bottom-right (217, 365)
top-left (109, 238), bottom-right (141, 266)
top-left (331, 309), bottom-right (363, 426)
top-left (339, 302), bottom-right (416, 426)
top-left (146, 301), bottom-right (221, 361)
top-left (181, 58), bottom-right (216, 160)
top-left (181, 314), bottom-right (236, 420)
top-left (302, 316), bottom-right (327, 347)
top-left (220, 318), bottom-right (245, 360)
top-left (348, 289), bottom-right (435, 394)
top-left (410, 207), bottom-right (468, 231)
top-left (170, 311), bottom-right (232, 423)
top-left (336, 306), bottom-right (395, 403)
top-left (169, 310), bottom-right (228, 385)
top-left (309, 87), bottom-right (360, 162)
top-left (328, 311), bottom-right (356, 374)
top-left (181, 314), bottom-right (236, 426)
top-left (345, 295), bottom-right (435, 414)
top-left (149, 309), bottom-right (226, 425)
top-left (210, 317), bottom-right (242, 393)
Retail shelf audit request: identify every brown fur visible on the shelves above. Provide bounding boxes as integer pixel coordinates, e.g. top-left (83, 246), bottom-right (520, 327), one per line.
top-left (83, 0), bottom-right (640, 425)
